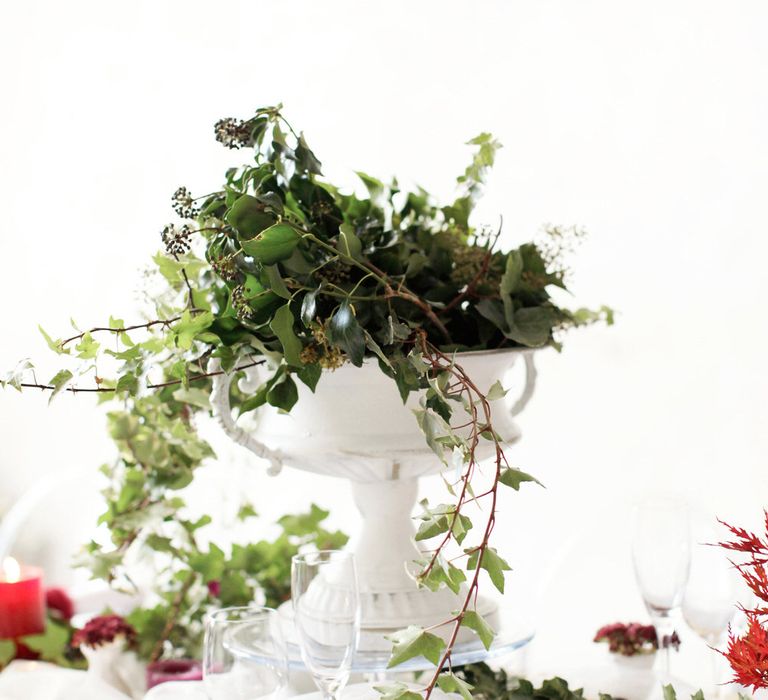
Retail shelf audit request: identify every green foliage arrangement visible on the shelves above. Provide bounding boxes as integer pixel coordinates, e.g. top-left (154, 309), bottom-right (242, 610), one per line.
top-left (451, 663), bottom-right (713, 700)
top-left (3, 105), bottom-right (610, 695)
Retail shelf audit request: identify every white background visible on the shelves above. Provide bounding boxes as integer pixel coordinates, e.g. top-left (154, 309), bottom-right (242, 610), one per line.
top-left (1, 0), bottom-right (766, 691)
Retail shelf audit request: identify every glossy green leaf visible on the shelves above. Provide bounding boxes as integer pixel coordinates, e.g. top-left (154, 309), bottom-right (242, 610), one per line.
top-left (300, 288), bottom-right (318, 327)
top-left (297, 362), bottom-right (321, 392)
top-left (267, 375), bottom-right (298, 411)
top-left (264, 265), bottom-right (291, 299)
top-left (270, 304), bottom-right (303, 367)
top-left (337, 223), bottom-right (363, 261)
top-left (500, 250), bottom-right (523, 296)
top-left (241, 223), bottom-right (302, 265)
top-left (328, 301), bottom-right (365, 367)
top-left (226, 194), bottom-right (274, 237)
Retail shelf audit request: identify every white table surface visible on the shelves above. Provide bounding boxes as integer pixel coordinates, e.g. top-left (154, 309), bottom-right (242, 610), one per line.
top-left (0, 666), bottom-right (452, 700)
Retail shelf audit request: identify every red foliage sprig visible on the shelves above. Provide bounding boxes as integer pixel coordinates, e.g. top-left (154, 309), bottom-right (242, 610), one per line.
top-left (718, 512), bottom-right (768, 691)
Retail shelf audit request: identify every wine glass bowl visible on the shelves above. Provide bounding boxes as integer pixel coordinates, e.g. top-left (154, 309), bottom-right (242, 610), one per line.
top-left (291, 550), bottom-right (360, 700)
top-left (632, 497), bottom-right (691, 676)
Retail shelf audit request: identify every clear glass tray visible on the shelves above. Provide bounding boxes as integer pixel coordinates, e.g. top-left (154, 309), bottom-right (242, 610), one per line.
top-left (232, 608), bottom-right (534, 675)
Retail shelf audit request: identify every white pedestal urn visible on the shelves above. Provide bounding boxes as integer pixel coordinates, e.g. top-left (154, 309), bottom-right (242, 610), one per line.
top-left (210, 348), bottom-right (537, 651)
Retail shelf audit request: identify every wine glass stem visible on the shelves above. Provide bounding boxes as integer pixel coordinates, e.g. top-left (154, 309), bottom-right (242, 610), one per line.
top-left (654, 616), bottom-right (674, 677)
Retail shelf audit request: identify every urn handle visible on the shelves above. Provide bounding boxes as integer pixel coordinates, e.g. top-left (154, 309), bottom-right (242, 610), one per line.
top-left (508, 351), bottom-right (537, 417)
top-left (208, 358), bottom-right (283, 476)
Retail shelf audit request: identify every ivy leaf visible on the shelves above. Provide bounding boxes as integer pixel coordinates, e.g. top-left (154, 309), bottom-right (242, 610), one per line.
top-left (241, 223), bottom-right (301, 265)
top-left (337, 223), bottom-right (363, 261)
top-left (239, 369), bottom-right (284, 416)
top-left (499, 467), bottom-right (542, 491)
top-left (420, 559), bottom-right (466, 594)
top-left (413, 408), bottom-right (449, 462)
top-left (297, 362), bottom-right (321, 392)
top-left (663, 686), bottom-right (678, 700)
top-left (386, 625), bottom-right (446, 668)
top-left (295, 133), bottom-right (323, 175)
top-left (500, 250), bottom-right (523, 296)
top-left (509, 307), bottom-right (558, 347)
top-left (267, 374), bottom-right (299, 411)
top-left (486, 380), bottom-right (508, 402)
top-left (356, 171), bottom-right (386, 200)
top-left (363, 330), bottom-right (392, 369)
top-left (47, 369), bottom-right (73, 404)
top-left (1, 358), bottom-right (33, 392)
top-left (461, 610), bottom-right (495, 650)
top-left (328, 301), bottom-right (365, 367)
top-left (173, 311), bottom-right (214, 350)
top-left (75, 332), bottom-right (99, 359)
top-left (264, 265), bottom-right (291, 300)
top-left (38, 326), bottom-right (69, 355)
top-left (300, 288), bottom-right (318, 327)
top-left (270, 304), bottom-right (303, 367)
top-left (373, 683), bottom-right (423, 700)
top-left (189, 543), bottom-right (226, 582)
top-left (438, 672), bottom-right (475, 700)
top-left (21, 621), bottom-right (70, 662)
top-left (0, 639), bottom-right (14, 665)
top-left (466, 547), bottom-right (512, 593)
top-left (237, 503), bottom-right (258, 521)
top-left (226, 194), bottom-right (274, 237)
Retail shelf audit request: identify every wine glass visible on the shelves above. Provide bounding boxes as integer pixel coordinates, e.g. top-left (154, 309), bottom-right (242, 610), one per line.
top-left (203, 606), bottom-right (287, 700)
top-left (683, 516), bottom-right (742, 697)
top-left (632, 497), bottom-right (691, 678)
top-left (291, 550), bottom-right (360, 700)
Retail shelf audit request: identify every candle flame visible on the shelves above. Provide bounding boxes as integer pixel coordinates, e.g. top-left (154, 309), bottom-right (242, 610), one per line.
top-left (2, 557), bottom-right (21, 583)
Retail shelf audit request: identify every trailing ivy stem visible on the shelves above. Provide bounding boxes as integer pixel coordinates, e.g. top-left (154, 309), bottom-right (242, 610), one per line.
top-left (415, 334), bottom-right (509, 700)
top-left (148, 571), bottom-right (197, 662)
top-left (20, 359), bottom-right (265, 394)
top-left (59, 318), bottom-right (182, 349)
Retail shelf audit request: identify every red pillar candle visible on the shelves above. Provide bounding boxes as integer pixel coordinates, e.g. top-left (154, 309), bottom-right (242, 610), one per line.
top-left (0, 558), bottom-right (45, 639)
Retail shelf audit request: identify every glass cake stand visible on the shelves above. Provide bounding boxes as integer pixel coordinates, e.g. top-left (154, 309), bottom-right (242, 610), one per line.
top-left (232, 605), bottom-right (534, 677)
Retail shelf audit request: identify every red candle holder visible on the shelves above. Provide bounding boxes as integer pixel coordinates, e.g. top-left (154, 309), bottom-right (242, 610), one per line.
top-left (0, 559), bottom-right (46, 639)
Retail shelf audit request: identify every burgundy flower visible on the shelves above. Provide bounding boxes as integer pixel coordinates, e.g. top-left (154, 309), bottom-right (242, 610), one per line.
top-left (45, 588), bottom-right (74, 622)
top-left (594, 621), bottom-right (669, 656)
top-left (72, 615), bottom-right (136, 649)
top-left (207, 580), bottom-right (221, 598)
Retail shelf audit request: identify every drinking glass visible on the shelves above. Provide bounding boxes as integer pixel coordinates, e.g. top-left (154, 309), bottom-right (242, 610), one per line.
top-left (632, 497), bottom-right (691, 677)
top-left (683, 516), bottom-right (742, 697)
top-left (203, 606), bottom-right (287, 700)
top-left (292, 550), bottom-right (360, 700)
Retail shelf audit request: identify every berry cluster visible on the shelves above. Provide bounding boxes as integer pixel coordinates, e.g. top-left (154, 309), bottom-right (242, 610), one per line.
top-left (161, 224), bottom-right (193, 256)
top-left (214, 117), bottom-right (255, 149)
top-left (171, 186), bottom-right (199, 219)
